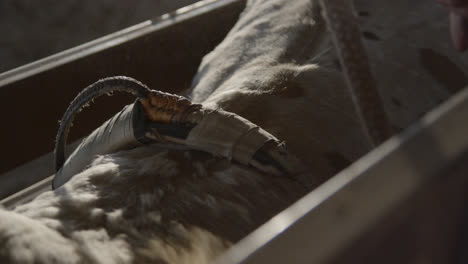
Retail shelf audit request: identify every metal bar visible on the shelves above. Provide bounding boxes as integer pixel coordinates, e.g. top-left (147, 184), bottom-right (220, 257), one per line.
top-left (0, 0), bottom-right (242, 88)
top-left (216, 86), bottom-right (468, 263)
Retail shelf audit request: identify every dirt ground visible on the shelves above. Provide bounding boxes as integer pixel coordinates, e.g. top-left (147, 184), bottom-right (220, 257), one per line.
top-left (0, 0), bottom-right (199, 73)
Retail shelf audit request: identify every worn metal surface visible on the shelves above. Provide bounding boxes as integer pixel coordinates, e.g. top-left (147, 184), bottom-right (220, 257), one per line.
top-left (330, 151), bottom-right (468, 263)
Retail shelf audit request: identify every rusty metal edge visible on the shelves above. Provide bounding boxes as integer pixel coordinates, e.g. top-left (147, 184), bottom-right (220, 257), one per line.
top-left (216, 86), bottom-right (468, 264)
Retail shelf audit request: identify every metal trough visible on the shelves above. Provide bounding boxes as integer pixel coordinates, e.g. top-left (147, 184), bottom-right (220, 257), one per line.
top-left (1, 0), bottom-right (467, 263)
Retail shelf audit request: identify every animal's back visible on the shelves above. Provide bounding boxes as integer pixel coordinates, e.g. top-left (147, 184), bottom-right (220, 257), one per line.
top-left (1, 0), bottom-right (467, 263)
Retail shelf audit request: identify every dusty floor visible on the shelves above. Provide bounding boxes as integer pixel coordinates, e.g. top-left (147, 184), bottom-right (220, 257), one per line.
top-left (0, 0), bottom-right (199, 73)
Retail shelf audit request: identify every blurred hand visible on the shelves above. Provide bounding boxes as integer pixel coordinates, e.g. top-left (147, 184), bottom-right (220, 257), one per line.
top-left (436, 0), bottom-right (468, 51)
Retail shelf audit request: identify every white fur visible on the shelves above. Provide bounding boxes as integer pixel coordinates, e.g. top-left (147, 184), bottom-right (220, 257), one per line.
top-left (3, 145), bottom-right (305, 263)
top-left (1, 0), bottom-right (466, 263)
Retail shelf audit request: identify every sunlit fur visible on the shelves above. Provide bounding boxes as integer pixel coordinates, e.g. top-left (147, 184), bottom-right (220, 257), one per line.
top-left (3, 147), bottom-right (305, 263)
top-left (0, 0), bottom-right (459, 263)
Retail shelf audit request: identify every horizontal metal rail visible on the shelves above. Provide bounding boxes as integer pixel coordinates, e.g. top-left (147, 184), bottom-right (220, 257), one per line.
top-left (216, 86), bottom-right (468, 263)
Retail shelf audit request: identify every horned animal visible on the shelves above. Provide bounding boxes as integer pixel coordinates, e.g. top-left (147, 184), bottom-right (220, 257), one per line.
top-left (0, 0), bottom-right (465, 263)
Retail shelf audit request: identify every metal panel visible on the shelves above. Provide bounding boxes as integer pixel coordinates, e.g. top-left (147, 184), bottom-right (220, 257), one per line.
top-left (216, 86), bottom-right (468, 263)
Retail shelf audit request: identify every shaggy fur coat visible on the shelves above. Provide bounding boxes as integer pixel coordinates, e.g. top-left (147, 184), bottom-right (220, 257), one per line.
top-left (1, 0), bottom-right (466, 263)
